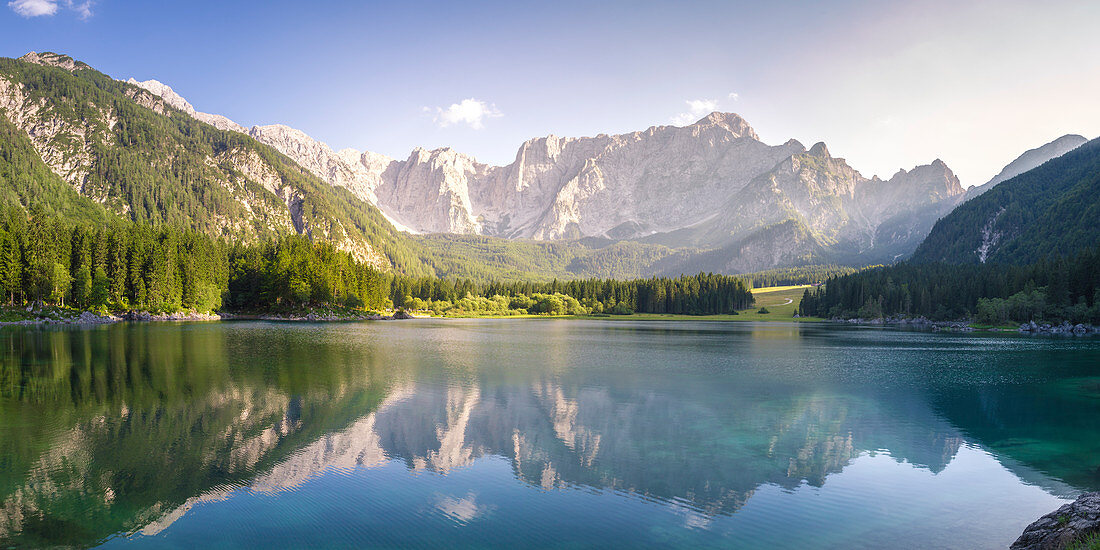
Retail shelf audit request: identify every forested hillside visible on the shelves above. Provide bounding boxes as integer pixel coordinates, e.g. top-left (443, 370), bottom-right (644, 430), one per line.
top-left (0, 115), bottom-right (111, 223)
top-left (912, 137), bottom-right (1100, 265)
top-left (799, 246), bottom-right (1100, 324)
top-left (0, 53), bottom-right (434, 274)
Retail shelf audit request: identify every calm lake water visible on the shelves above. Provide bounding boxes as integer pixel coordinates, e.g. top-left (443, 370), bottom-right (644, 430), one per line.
top-left (0, 320), bottom-right (1098, 549)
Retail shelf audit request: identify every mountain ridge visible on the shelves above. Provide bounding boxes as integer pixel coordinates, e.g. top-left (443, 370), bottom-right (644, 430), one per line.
top-left (965, 133), bottom-right (1087, 198)
top-left (125, 74), bottom-right (969, 270)
top-left (912, 137), bottom-right (1100, 265)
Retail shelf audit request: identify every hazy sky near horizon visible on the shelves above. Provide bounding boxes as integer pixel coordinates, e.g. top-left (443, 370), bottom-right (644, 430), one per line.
top-left (2, 0), bottom-right (1098, 186)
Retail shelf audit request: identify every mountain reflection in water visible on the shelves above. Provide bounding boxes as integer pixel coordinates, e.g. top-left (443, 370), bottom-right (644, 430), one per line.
top-left (0, 320), bottom-right (1096, 548)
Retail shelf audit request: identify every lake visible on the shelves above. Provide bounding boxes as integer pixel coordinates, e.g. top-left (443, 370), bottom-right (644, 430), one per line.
top-left (0, 320), bottom-right (1098, 548)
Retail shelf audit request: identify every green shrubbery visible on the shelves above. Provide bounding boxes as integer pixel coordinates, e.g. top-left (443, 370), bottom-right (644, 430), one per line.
top-left (975, 289), bottom-right (1100, 325)
top-left (400, 292), bottom-right (589, 317)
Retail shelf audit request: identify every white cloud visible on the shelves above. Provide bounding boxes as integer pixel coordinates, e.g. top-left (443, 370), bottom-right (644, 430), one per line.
top-left (430, 98), bottom-right (502, 130)
top-left (671, 98), bottom-right (720, 125)
top-left (728, 92), bottom-right (740, 101)
top-left (70, 0), bottom-right (91, 18)
top-left (8, 0), bottom-right (57, 16)
top-left (8, 0), bottom-right (92, 18)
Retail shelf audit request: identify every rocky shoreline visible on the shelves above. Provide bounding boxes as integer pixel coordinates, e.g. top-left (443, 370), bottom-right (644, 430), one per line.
top-left (1013, 492), bottom-right (1100, 549)
top-left (1016, 320), bottom-right (1100, 335)
top-left (835, 316), bottom-right (977, 332)
top-left (225, 310), bottom-right (416, 322)
top-left (832, 315), bottom-right (1100, 335)
top-left (0, 308), bottom-right (420, 327)
top-left (0, 310), bottom-right (223, 327)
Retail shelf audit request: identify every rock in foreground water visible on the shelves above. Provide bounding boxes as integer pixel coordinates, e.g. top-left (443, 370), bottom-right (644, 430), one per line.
top-left (1012, 492), bottom-right (1100, 549)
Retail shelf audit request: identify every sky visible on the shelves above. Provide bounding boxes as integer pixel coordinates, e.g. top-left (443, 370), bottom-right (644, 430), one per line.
top-left (1, 0), bottom-right (1098, 186)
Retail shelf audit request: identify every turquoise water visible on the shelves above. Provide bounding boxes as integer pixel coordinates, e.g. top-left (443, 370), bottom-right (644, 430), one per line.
top-left (0, 320), bottom-right (1098, 548)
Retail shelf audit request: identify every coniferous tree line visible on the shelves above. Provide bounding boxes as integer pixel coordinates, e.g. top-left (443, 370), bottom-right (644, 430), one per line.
top-left (799, 246), bottom-right (1100, 324)
top-left (390, 273), bottom-right (754, 315)
top-left (226, 237), bottom-right (390, 311)
top-left (0, 207), bottom-right (228, 312)
top-left (0, 208), bottom-right (753, 316)
top-left (742, 264), bottom-right (864, 288)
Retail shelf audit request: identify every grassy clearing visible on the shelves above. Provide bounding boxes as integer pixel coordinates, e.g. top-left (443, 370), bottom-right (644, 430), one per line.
top-left (751, 285), bottom-right (809, 294)
top-left (414, 285), bottom-right (822, 322)
top-left (734, 285), bottom-right (817, 321)
top-left (582, 285), bottom-right (821, 322)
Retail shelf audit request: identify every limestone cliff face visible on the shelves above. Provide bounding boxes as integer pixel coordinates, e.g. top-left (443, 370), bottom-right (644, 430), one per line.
top-left (0, 69), bottom-right (107, 199)
top-left (645, 142), bottom-right (965, 269)
top-left (379, 147), bottom-right (489, 234)
top-left (247, 124), bottom-right (388, 207)
top-left (349, 112), bottom-right (804, 241)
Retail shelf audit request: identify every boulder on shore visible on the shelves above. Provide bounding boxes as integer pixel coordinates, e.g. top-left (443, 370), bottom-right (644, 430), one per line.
top-left (1012, 492), bottom-right (1100, 549)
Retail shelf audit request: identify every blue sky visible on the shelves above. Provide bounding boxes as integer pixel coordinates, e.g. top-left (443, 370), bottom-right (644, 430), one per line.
top-left (2, 0), bottom-right (1098, 185)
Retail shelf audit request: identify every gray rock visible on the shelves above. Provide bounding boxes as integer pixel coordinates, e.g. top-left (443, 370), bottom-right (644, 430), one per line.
top-left (392, 310), bottom-right (415, 320)
top-left (72, 311), bottom-right (118, 325)
top-left (1012, 492), bottom-right (1100, 550)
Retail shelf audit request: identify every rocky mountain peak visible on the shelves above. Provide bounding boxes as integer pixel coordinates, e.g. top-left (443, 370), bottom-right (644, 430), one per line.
top-left (694, 112), bottom-right (759, 140)
top-left (808, 142), bottom-right (831, 158)
top-left (1050, 134), bottom-right (1087, 147)
top-left (892, 160), bottom-right (964, 197)
top-left (250, 123), bottom-right (315, 144)
top-left (19, 52), bottom-right (89, 72)
top-left (783, 138), bottom-right (807, 151)
top-left (968, 133), bottom-right (1089, 196)
top-left (126, 78), bottom-right (196, 115)
top-left (127, 77), bottom-right (244, 132)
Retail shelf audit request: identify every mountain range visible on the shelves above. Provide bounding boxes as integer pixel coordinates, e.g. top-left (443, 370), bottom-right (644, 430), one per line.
top-left (0, 51), bottom-right (1089, 277)
top-left (128, 77), bottom-right (970, 266)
